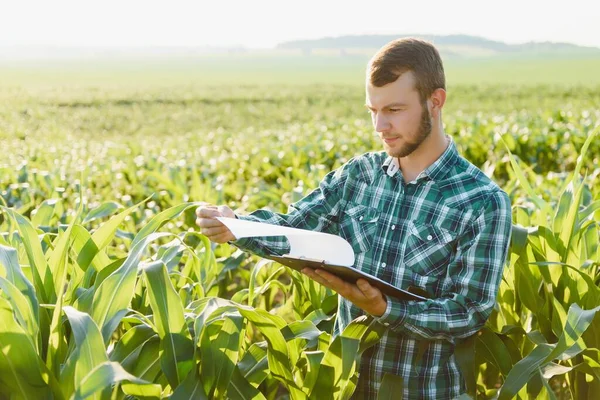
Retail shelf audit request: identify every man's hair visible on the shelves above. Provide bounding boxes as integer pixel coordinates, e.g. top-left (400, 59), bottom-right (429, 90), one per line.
top-left (367, 38), bottom-right (446, 102)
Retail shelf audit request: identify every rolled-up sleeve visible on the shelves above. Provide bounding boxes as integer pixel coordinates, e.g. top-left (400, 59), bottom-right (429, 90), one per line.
top-left (229, 165), bottom-right (350, 258)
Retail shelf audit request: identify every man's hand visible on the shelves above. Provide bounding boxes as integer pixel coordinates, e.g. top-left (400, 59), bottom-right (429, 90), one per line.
top-left (302, 268), bottom-right (387, 317)
top-left (195, 203), bottom-right (236, 243)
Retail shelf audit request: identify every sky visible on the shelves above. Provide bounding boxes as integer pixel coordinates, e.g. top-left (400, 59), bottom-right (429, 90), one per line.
top-left (2, 0), bottom-right (599, 49)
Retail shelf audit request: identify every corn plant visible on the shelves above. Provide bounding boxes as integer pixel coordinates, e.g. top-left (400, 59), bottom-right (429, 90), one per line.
top-left (0, 197), bottom-right (391, 399)
top-left (459, 126), bottom-right (600, 399)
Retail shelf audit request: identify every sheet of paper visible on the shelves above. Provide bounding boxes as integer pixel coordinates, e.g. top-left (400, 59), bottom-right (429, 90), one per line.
top-left (216, 217), bottom-right (355, 266)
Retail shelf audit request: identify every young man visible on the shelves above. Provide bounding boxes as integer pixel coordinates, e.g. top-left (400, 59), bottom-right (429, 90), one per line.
top-left (196, 38), bottom-right (512, 399)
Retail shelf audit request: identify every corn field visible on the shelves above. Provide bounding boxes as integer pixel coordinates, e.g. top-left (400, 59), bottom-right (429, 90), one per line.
top-left (0, 72), bottom-right (599, 399)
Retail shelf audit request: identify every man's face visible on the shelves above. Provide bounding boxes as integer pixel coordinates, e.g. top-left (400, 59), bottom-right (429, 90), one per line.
top-left (365, 71), bottom-right (432, 158)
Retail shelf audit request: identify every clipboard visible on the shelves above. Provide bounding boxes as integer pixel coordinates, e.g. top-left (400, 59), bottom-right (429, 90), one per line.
top-left (216, 216), bottom-right (429, 301)
top-left (266, 254), bottom-right (428, 301)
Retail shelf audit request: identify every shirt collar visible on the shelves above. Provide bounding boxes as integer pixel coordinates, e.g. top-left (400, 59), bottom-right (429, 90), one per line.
top-left (381, 136), bottom-right (458, 182)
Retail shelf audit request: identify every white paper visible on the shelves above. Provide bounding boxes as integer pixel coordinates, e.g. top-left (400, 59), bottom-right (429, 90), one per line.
top-left (216, 217), bottom-right (355, 267)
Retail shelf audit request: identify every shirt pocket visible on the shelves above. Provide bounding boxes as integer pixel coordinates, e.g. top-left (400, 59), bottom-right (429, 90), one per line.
top-left (404, 222), bottom-right (457, 277)
top-left (338, 202), bottom-right (380, 255)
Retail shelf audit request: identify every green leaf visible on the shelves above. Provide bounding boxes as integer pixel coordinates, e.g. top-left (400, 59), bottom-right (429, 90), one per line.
top-left (476, 328), bottom-right (514, 377)
top-left (73, 361), bottom-right (161, 400)
top-left (91, 198), bottom-right (148, 253)
top-left (0, 297), bottom-right (50, 399)
top-left (129, 337), bottom-right (162, 382)
top-left (0, 276), bottom-right (39, 351)
top-left (302, 350), bottom-right (325, 391)
top-left (510, 224), bottom-right (528, 255)
top-left (237, 342), bottom-right (268, 386)
top-left (540, 362), bottom-right (578, 379)
top-left (62, 306), bottom-right (109, 399)
top-left (515, 255), bottom-right (542, 313)
top-left (90, 232), bottom-right (171, 343)
top-left (1, 207), bottom-right (53, 303)
top-left (132, 202), bottom-right (200, 248)
top-left (31, 199), bottom-right (59, 227)
top-left (171, 368), bottom-right (209, 400)
top-left (309, 316), bottom-right (382, 398)
top-left (227, 367), bottom-right (267, 400)
top-left (248, 258), bottom-right (273, 307)
top-left (544, 303), bottom-right (600, 362)
top-left (46, 212), bottom-right (79, 378)
top-left (282, 320), bottom-right (322, 342)
top-left (143, 260), bottom-right (194, 389)
top-left (0, 244), bottom-right (39, 349)
top-left (109, 324), bottom-right (157, 371)
top-left (539, 368), bottom-right (558, 400)
top-left (235, 304), bottom-right (305, 399)
top-left (71, 225), bottom-right (111, 273)
top-left (556, 179), bottom-right (584, 262)
top-left (569, 124), bottom-right (599, 188)
top-left (200, 313), bottom-right (244, 398)
top-left (501, 143), bottom-right (547, 211)
top-left (82, 201), bottom-right (122, 224)
top-left (498, 343), bottom-right (554, 400)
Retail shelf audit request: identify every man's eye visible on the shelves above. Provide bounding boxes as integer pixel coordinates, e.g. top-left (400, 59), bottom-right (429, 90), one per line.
top-left (389, 109), bottom-right (401, 113)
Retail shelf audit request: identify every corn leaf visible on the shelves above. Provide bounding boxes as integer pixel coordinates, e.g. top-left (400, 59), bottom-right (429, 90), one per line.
top-left (0, 244), bottom-right (39, 348)
top-left (62, 306), bottom-right (109, 399)
top-left (72, 361), bottom-right (161, 400)
top-left (0, 297), bottom-right (50, 399)
top-left (1, 207), bottom-right (53, 303)
top-left (82, 201), bottom-right (122, 225)
top-left (227, 366), bottom-right (267, 400)
top-left (498, 343), bottom-right (554, 400)
top-left (143, 260), bottom-right (194, 390)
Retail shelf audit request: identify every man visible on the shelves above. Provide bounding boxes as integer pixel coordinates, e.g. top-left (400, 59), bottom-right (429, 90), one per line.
top-left (196, 38), bottom-right (512, 399)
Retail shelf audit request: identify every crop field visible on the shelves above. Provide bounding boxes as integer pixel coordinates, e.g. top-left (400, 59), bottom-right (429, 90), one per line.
top-left (0, 55), bottom-right (599, 399)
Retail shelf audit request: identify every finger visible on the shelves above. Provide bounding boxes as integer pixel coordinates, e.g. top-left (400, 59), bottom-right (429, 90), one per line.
top-left (314, 269), bottom-right (352, 295)
top-left (301, 268), bottom-right (321, 281)
top-left (195, 204), bottom-right (216, 216)
top-left (199, 226), bottom-right (229, 237)
top-left (356, 279), bottom-right (382, 300)
top-left (302, 268), bottom-right (335, 288)
top-left (196, 207), bottom-right (222, 218)
top-left (315, 269), bottom-right (346, 286)
top-left (196, 218), bottom-right (226, 228)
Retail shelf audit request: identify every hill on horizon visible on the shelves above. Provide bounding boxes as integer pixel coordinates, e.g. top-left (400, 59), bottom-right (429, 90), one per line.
top-left (276, 34), bottom-right (600, 59)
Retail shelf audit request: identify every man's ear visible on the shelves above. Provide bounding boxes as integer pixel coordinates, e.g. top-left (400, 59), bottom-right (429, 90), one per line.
top-left (429, 88), bottom-right (446, 118)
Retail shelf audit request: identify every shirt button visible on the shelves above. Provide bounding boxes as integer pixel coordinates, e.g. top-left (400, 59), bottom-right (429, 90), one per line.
top-left (381, 262), bottom-right (386, 268)
top-left (427, 235), bottom-right (433, 240)
top-left (383, 322), bottom-right (390, 327)
top-left (391, 225), bottom-right (396, 230)
top-left (359, 216), bottom-right (363, 221)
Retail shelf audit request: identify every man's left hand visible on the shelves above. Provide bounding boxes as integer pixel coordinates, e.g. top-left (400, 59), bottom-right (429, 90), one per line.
top-left (302, 268), bottom-right (387, 317)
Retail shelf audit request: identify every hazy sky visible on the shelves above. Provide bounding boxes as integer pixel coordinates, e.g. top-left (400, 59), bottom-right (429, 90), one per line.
top-left (2, 0), bottom-right (599, 48)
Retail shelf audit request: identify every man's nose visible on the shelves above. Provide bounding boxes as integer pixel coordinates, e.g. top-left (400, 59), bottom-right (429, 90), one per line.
top-left (374, 113), bottom-right (391, 133)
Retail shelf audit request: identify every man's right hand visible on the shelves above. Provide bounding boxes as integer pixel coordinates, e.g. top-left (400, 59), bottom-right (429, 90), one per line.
top-left (195, 203), bottom-right (236, 243)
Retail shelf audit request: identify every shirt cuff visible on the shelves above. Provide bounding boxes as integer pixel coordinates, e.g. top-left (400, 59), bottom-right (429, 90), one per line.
top-left (375, 295), bottom-right (411, 328)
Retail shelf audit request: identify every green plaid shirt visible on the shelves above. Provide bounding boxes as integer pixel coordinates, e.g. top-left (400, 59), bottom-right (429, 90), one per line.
top-left (232, 137), bottom-right (512, 399)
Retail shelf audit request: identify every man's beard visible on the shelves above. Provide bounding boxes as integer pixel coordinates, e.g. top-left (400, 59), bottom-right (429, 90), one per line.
top-left (391, 102), bottom-right (433, 158)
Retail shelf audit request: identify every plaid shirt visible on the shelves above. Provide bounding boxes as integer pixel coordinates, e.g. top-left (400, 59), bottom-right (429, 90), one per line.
top-left (232, 137), bottom-right (512, 399)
